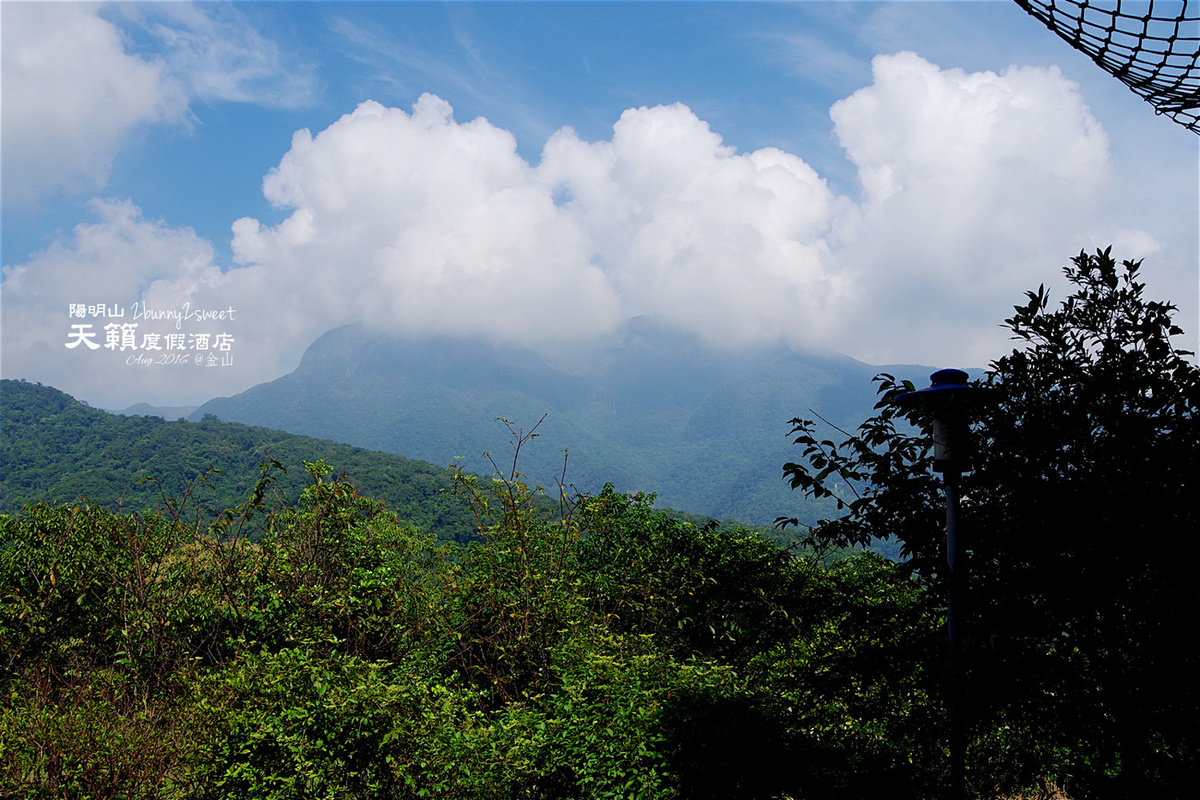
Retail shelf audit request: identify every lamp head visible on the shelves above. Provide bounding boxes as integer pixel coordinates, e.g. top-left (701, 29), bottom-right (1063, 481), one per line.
top-left (896, 369), bottom-right (974, 472)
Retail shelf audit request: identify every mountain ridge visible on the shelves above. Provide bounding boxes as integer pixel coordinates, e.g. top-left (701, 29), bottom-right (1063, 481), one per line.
top-left (189, 319), bottom-right (951, 525)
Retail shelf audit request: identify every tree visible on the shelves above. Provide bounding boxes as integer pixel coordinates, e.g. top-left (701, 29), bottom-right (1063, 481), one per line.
top-left (781, 248), bottom-right (1200, 797)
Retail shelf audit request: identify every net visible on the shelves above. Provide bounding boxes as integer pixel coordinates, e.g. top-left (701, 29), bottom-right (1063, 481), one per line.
top-left (1015, 1), bottom-right (1200, 133)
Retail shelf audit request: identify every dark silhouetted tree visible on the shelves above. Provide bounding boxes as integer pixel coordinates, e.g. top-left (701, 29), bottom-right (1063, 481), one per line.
top-left (782, 247), bottom-right (1200, 797)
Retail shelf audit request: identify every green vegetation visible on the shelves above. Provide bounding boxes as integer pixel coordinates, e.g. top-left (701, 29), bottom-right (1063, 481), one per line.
top-left (185, 319), bottom-right (887, 529)
top-left (1, 447), bottom-right (939, 799)
top-left (782, 248), bottom-right (1199, 797)
top-left (1, 379), bottom-right (477, 543)
top-left (2, 381), bottom-right (772, 549)
top-left (2, 248), bottom-right (1194, 798)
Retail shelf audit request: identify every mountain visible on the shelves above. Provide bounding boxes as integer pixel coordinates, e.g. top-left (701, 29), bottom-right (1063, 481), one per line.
top-left (110, 401), bottom-right (201, 419)
top-left (0, 379), bottom-right (479, 542)
top-left (190, 319), bottom-right (943, 526)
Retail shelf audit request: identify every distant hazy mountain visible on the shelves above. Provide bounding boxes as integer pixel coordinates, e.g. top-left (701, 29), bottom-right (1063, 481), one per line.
top-left (191, 319), bottom-right (942, 526)
top-left (110, 402), bottom-right (201, 420)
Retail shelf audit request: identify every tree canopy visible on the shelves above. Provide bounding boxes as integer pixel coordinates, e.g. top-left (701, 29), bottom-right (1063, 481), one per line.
top-left (782, 247), bottom-right (1200, 795)
top-left (2, 453), bottom-right (940, 798)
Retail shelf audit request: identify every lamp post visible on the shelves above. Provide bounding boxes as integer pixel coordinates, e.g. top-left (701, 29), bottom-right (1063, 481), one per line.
top-left (897, 368), bottom-right (975, 800)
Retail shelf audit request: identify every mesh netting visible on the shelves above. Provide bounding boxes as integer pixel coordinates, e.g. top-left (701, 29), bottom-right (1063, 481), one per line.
top-left (1015, 0), bottom-right (1200, 133)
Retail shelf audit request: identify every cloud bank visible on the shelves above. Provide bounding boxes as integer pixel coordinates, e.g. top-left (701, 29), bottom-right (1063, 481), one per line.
top-left (0, 3), bottom-right (189, 203)
top-left (0, 2), bottom-right (316, 204)
top-left (4, 50), bottom-right (1188, 408)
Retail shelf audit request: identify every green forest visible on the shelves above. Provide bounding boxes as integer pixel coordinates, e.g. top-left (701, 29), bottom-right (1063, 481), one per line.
top-left (0, 381), bottom-right (479, 544)
top-left (1, 380), bottom-right (746, 549)
top-left (2, 249), bottom-right (1197, 799)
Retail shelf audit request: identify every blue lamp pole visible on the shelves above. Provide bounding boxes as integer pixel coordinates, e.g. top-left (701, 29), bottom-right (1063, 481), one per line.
top-left (897, 368), bottom-right (975, 800)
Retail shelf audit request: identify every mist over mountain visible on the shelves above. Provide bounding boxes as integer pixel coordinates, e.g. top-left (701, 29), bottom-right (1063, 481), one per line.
top-left (113, 401), bottom-right (201, 419)
top-left (190, 318), bottom-right (946, 526)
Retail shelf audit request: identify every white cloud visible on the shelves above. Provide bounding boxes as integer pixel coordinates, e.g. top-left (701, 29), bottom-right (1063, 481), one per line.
top-left (0, 196), bottom-right (336, 408)
top-left (115, 2), bottom-right (318, 108)
top-left (1, 3), bottom-right (189, 203)
top-left (226, 96), bottom-right (858, 355)
top-left (2, 199), bottom-right (213, 306)
top-left (834, 53), bottom-right (1109, 214)
top-left (232, 96), bottom-right (623, 347)
top-left (0, 2), bottom-right (317, 206)
top-left (826, 52), bottom-right (1120, 366)
top-left (222, 60), bottom-right (1127, 366)
top-left (5, 53), bottom-right (1190, 409)
top-left (1, 200), bottom-right (239, 407)
top-left (539, 103), bottom-right (854, 350)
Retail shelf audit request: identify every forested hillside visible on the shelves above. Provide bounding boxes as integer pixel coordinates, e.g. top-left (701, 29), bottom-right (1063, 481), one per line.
top-left (189, 317), bottom-right (929, 527)
top-left (1, 379), bottom-right (477, 542)
top-left (2, 379), bottom-right (752, 547)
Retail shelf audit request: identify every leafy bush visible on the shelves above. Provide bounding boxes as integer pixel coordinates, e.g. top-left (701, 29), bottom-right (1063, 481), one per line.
top-left (0, 669), bottom-right (202, 800)
top-left (0, 411), bottom-right (1069, 799)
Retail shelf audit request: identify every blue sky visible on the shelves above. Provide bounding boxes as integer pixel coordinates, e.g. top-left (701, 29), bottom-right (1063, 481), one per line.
top-left (2, 1), bottom-right (1197, 409)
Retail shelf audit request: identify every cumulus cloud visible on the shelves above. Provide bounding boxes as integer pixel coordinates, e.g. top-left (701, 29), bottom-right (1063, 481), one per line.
top-left (0, 3), bottom-right (316, 206)
top-left (2, 200), bottom-right (232, 407)
top-left (228, 95), bottom-right (857, 354)
top-left (827, 52), bottom-right (1116, 365)
top-left (231, 95), bottom-right (623, 347)
top-left (224, 55), bottom-right (1120, 366)
top-left (0, 195), bottom-right (338, 408)
top-left (539, 103), bottom-right (855, 350)
top-left (6, 51), bottom-right (1179, 409)
top-left (1, 3), bottom-right (189, 203)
